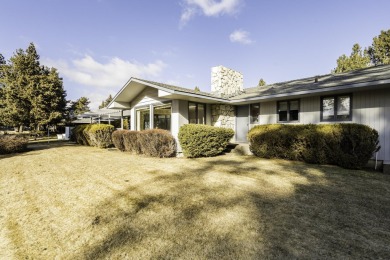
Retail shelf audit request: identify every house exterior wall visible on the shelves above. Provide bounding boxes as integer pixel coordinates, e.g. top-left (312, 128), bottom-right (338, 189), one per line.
top-left (131, 87), bottom-right (166, 108)
top-left (211, 66), bottom-right (243, 97)
top-left (248, 87), bottom-right (390, 162)
top-left (171, 100), bottom-right (189, 152)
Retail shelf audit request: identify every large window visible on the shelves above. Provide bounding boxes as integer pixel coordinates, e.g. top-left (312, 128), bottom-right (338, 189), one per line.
top-left (136, 107), bottom-right (150, 130)
top-left (153, 104), bottom-right (171, 131)
top-left (321, 94), bottom-right (352, 121)
top-left (250, 103), bottom-right (260, 124)
top-left (189, 102), bottom-right (205, 124)
top-left (277, 100), bottom-right (299, 122)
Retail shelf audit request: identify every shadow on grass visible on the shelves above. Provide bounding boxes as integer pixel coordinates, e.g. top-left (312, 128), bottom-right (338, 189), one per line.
top-left (77, 155), bottom-right (390, 259)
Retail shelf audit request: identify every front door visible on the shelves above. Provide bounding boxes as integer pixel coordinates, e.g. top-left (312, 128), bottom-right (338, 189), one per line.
top-left (236, 105), bottom-right (249, 142)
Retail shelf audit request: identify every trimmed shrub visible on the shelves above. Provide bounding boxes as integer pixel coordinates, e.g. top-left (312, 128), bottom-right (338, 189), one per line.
top-left (72, 124), bottom-right (114, 148)
top-left (0, 135), bottom-right (29, 154)
top-left (178, 124), bottom-right (235, 158)
top-left (112, 130), bottom-right (127, 151)
top-left (113, 129), bottom-right (176, 157)
top-left (248, 124), bottom-right (380, 169)
top-left (123, 131), bottom-right (141, 154)
top-left (87, 124), bottom-right (115, 148)
top-left (138, 129), bottom-right (176, 157)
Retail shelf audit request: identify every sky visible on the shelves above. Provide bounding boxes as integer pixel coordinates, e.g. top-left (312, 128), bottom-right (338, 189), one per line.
top-left (1, 0), bottom-right (390, 109)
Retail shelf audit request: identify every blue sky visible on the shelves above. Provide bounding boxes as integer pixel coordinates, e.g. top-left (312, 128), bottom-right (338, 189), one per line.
top-left (1, 0), bottom-right (389, 109)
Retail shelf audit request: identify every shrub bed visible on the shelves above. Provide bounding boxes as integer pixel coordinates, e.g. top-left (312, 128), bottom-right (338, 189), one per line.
top-left (0, 135), bottom-right (29, 154)
top-left (112, 129), bottom-right (176, 157)
top-left (72, 124), bottom-right (114, 148)
top-left (248, 124), bottom-right (380, 169)
top-left (178, 124), bottom-right (235, 158)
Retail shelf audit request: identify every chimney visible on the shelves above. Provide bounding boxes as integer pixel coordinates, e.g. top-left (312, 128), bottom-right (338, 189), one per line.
top-left (211, 65), bottom-right (243, 97)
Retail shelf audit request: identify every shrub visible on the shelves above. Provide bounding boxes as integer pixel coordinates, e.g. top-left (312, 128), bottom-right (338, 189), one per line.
top-left (138, 129), bottom-right (176, 157)
top-left (72, 125), bottom-right (90, 145)
top-left (112, 130), bottom-right (127, 151)
top-left (72, 124), bottom-right (114, 148)
top-left (0, 135), bottom-right (29, 154)
top-left (123, 131), bottom-right (141, 154)
top-left (178, 124), bottom-right (235, 158)
top-left (113, 129), bottom-right (176, 157)
top-left (248, 124), bottom-right (380, 169)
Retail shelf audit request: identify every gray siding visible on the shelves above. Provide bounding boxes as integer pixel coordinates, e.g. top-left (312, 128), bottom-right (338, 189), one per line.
top-left (259, 101), bottom-right (277, 124)
top-left (300, 96), bottom-right (320, 124)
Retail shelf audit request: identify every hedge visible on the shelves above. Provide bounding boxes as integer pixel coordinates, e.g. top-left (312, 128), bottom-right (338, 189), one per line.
top-left (72, 124), bottom-right (114, 148)
top-left (0, 135), bottom-right (29, 154)
top-left (178, 124), bottom-right (235, 158)
top-left (248, 124), bottom-right (380, 169)
top-left (112, 129), bottom-right (176, 158)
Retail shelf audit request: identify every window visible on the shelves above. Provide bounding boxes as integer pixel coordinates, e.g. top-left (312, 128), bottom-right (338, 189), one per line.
top-left (153, 104), bottom-right (171, 131)
top-left (321, 94), bottom-right (352, 121)
top-left (277, 100), bottom-right (299, 122)
top-left (136, 107), bottom-right (150, 130)
top-left (250, 103), bottom-right (260, 124)
top-left (189, 102), bottom-right (205, 124)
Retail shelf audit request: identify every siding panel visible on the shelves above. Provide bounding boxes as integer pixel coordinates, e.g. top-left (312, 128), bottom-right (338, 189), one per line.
top-left (260, 101), bottom-right (276, 124)
top-left (131, 87), bottom-right (166, 108)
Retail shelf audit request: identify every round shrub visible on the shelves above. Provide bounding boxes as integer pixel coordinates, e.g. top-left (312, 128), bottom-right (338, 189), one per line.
top-left (112, 130), bottom-right (127, 151)
top-left (87, 124), bottom-right (115, 148)
top-left (0, 135), bottom-right (29, 154)
top-left (178, 124), bottom-right (235, 158)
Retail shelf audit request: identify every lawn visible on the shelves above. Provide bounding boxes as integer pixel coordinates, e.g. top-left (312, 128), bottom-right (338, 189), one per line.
top-left (0, 143), bottom-right (389, 259)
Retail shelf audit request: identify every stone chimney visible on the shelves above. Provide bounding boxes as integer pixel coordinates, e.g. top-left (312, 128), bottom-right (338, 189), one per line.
top-left (211, 65), bottom-right (243, 97)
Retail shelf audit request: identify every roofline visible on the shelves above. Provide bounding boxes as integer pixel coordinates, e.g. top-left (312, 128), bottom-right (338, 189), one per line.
top-left (230, 78), bottom-right (390, 103)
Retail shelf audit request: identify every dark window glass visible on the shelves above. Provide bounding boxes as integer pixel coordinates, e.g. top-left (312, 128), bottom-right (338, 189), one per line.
top-left (154, 104), bottom-right (171, 131)
top-left (136, 107), bottom-right (150, 130)
top-left (188, 102), bottom-right (206, 124)
top-left (278, 101), bottom-right (288, 122)
top-left (278, 100), bottom-right (299, 122)
top-left (250, 103), bottom-right (260, 124)
top-left (322, 97), bottom-right (335, 120)
top-left (289, 100), bottom-right (299, 121)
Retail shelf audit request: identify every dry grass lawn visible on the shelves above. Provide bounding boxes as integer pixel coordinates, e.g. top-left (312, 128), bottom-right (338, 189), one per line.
top-left (1, 142), bottom-right (390, 259)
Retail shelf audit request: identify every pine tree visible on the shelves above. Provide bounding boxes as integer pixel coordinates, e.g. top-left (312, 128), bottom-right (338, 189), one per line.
top-left (71, 96), bottom-right (91, 115)
top-left (333, 44), bottom-right (370, 73)
top-left (368, 29), bottom-right (390, 65)
top-left (98, 94), bottom-right (113, 109)
top-left (258, 78), bottom-right (266, 86)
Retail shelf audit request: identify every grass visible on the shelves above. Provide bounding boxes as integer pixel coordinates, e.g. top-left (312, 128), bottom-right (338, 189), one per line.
top-left (0, 143), bottom-right (389, 259)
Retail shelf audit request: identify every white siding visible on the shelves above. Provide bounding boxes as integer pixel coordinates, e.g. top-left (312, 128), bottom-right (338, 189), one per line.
top-left (131, 87), bottom-right (166, 108)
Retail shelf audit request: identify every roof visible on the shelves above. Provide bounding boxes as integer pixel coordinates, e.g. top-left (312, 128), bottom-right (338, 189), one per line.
top-left (132, 78), bottom-right (227, 99)
top-left (231, 64), bottom-right (390, 100)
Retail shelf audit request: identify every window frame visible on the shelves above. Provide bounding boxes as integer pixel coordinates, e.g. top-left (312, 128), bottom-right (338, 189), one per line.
top-left (188, 102), bottom-right (206, 124)
top-left (320, 94), bottom-right (352, 122)
top-left (277, 99), bottom-right (300, 123)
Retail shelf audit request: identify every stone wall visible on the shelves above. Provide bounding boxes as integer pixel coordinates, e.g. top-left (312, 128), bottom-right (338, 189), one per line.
top-left (211, 104), bottom-right (235, 130)
top-left (211, 65), bottom-right (243, 97)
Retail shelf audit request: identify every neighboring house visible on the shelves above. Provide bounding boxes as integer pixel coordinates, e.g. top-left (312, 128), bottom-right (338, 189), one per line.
top-left (73, 108), bottom-right (131, 126)
top-left (107, 65), bottom-right (390, 172)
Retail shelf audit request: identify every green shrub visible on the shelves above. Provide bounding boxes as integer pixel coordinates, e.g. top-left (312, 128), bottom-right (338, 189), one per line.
top-left (112, 130), bottom-right (127, 151)
top-left (178, 124), bottom-right (235, 158)
top-left (0, 135), bottom-right (29, 154)
top-left (138, 129), bottom-right (176, 157)
top-left (72, 125), bottom-right (90, 145)
top-left (113, 129), bottom-right (176, 157)
top-left (72, 124), bottom-right (114, 148)
top-left (248, 124), bottom-right (380, 169)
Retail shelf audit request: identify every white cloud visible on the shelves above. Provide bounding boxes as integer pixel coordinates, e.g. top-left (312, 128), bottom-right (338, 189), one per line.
top-left (229, 29), bottom-right (253, 44)
top-left (42, 55), bottom-right (167, 109)
top-left (180, 0), bottom-right (242, 26)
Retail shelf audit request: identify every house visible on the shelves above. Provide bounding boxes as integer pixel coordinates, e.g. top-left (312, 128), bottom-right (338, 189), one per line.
top-left (107, 65), bottom-right (390, 173)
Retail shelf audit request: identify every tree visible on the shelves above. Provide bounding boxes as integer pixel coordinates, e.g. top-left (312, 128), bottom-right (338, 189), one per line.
top-left (258, 78), bottom-right (266, 86)
top-left (368, 29), bottom-right (390, 65)
top-left (71, 96), bottom-right (91, 115)
top-left (98, 94), bottom-right (113, 109)
top-left (0, 43), bottom-right (67, 131)
top-left (333, 43), bottom-right (370, 73)
top-left (194, 86), bottom-right (200, 92)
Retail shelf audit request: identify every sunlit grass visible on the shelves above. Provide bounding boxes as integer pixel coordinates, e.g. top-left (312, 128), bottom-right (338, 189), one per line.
top-left (0, 143), bottom-right (389, 259)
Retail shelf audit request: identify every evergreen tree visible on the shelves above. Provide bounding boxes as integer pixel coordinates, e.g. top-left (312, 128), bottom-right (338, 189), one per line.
top-left (0, 43), bottom-right (67, 131)
top-left (98, 94), bottom-right (113, 109)
top-left (194, 86), bottom-right (200, 92)
top-left (333, 44), bottom-right (370, 73)
top-left (71, 96), bottom-right (91, 115)
top-left (258, 78), bottom-right (266, 86)
top-left (368, 29), bottom-right (390, 65)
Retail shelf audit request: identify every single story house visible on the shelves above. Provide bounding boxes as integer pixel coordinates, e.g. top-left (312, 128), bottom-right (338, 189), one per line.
top-left (107, 65), bottom-right (390, 172)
